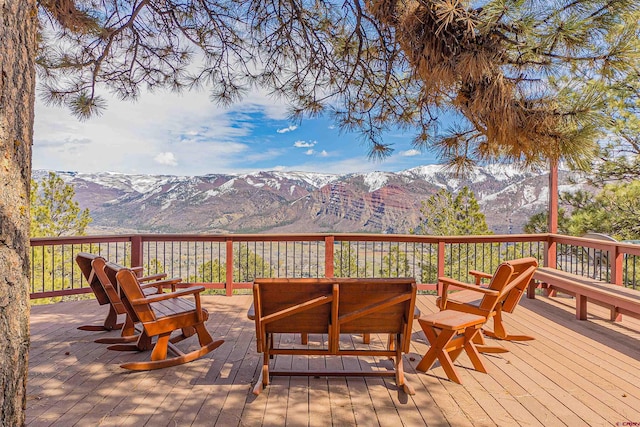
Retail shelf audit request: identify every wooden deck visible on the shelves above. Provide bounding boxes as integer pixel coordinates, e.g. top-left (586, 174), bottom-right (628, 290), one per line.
top-left (27, 294), bottom-right (640, 426)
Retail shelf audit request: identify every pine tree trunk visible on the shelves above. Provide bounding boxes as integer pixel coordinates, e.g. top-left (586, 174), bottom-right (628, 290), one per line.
top-left (0, 1), bottom-right (37, 425)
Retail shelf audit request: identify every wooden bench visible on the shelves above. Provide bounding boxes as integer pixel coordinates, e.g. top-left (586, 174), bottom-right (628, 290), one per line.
top-left (530, 267), bottom-right (640, 321)
top-left (251, 277), bottom-right (417, 396)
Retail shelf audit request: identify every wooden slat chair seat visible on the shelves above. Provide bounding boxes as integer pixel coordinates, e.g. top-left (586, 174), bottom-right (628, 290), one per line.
top-left (110, 268), bottom-right (223, 371)
top-left (75, 252), bottom-right (180, 336)
top-left (252, 277), bottom-right (417, 396)
top-left (436, 257), bottom-right (539, 351)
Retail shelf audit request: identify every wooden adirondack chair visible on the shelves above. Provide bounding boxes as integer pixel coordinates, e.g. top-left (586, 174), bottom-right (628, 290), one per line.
top-left (437, 258), bottom-right (539, 353)
top-left (76, 252), bottom-right (182, 343)
top-left (110, 267), bottom-right (223, 371)
top-left (75, 252), bottom-right (122, 332)
top-left (417, 260), bottom-right (537, 382)
top-left (88, 257), bottom-right (181, 344)
top-left (76, 252), bottom-right (177, 333)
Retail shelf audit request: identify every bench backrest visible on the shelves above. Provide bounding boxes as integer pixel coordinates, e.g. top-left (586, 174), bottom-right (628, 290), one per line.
top-left (337, 278), bottom-right (417, 352)
top-left (253, 278), bottom-right (336, 335)
top-left (252, 277), bottom-right (417, 353)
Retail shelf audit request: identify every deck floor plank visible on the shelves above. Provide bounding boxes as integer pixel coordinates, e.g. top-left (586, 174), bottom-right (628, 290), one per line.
top-left (25, 294), bottom-right (640, 427)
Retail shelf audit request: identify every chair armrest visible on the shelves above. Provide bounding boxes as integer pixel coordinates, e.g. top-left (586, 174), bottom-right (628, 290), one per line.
top-left (439, 277), bottom-right (498, 295)
top-left (140, 278), bottom-right (182, 292)
top-left (439, 276), bottom-right (499, 308)
top-left (138, 273), bottom-right (168, 282)
top-left (469, 270), bottom-right (492, 285)
top-left (131, 285), bottom-right (205, 305)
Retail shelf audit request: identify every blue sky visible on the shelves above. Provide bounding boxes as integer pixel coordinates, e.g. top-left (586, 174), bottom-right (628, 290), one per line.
top-left (33, 87), bottom-right (442, 176)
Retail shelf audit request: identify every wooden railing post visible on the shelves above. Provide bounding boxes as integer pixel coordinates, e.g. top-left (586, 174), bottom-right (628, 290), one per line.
top-left (130, 235), bottom-right (143, 270)
top-left (545, 234), bottom-right (557, 269)
top-left (610, 244), bottom-right (623, 286)
top-left (324, 236), bottom-right (334, 278)
top-left (437, 241), bottom-right (445, 295)
top-left (226, 238), bottom-right (234, 296)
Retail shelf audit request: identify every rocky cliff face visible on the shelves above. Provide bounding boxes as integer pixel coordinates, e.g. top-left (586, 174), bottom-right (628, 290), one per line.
top-left (33, 165), bottom-right (588, 234)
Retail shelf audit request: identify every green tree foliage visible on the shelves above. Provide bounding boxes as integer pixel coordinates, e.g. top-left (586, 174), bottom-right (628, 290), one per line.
top-left (30, 172), bottom-right (92, 237)
top-left (412, 187), bottom-right (495, 282)
top-left (523, 209), bottom-right (570, 234)
top-left (30, 172), bottom-right (93, 304)
top-left (413, 187), bottom-right (491, 236)
top-left (193, 259), bottom-right (226, 283)
top-left (564, 182), bottom-right (640, 240)
top-left (143, 258), bottom-right (166, 277)
top-left (333, 241), bottom-right (368, 277)
top-left (189, 244), bottom-right (274, 283)
top-left (378, 245), bottom-right (411, 278)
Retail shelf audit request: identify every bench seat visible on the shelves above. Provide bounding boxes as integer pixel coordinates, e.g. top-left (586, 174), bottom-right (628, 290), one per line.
top-left (530, 267), bottom-right (640, 321)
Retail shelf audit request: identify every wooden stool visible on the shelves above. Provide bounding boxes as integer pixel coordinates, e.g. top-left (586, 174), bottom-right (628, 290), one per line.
top-left (416, 310), bottom-right (488, 384)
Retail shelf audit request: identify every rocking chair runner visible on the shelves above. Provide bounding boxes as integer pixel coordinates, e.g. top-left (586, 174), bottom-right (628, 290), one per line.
top-left (111, 268), bottom-right (223, 371)
top-left (75, 252), bottom-right (179, 333)
top-left (436, 257), bottom-right (539, 352)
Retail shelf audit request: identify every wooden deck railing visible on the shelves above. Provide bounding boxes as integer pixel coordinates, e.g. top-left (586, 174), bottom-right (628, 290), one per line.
top-left (29, 233), bottom-right (640, 300)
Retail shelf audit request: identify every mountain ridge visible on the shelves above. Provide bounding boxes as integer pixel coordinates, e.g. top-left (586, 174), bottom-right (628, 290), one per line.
top-left (33, 165), bottom-right (588, 235)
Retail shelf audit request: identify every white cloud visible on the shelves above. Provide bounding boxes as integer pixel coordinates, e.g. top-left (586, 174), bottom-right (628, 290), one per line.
top-left (400, 149), bottom-right (421, 157)
top-left (319, 150), bottom-right (329, 157)
top-left (33, 85), bottom-right (261, 175)
top-left (154, 152), bottom-right (178, 166)
top-left (276, 125), bottom-right (298, 134)
top-left (294, 140), bottom-right (316, 148)
top-left (305, 149), bottom-right (315, 155)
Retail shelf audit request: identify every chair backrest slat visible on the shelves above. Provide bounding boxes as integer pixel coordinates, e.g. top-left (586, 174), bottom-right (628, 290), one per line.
top-left (479, 263), bottom-right (515, 311)
top-left (115, 268), bottom-right (157, 323)
top-left (501, 257), bottom-right (539, 312)
top-left (76, 252), bottom-right (109, 305)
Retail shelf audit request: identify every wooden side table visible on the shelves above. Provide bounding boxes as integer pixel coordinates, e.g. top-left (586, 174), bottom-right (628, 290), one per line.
top-left (416, 310), bottom-right (488, 384)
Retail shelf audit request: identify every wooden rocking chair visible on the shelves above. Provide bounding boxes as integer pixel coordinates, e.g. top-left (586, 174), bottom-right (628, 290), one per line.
top-left (110, 267), bottom-right (223, 371)
top-left (75, 252), bottom-right (178, 333)
top-left (437, 258), bottom-right (538, 353)
top-left (417, 261), bottom-right (537, 382)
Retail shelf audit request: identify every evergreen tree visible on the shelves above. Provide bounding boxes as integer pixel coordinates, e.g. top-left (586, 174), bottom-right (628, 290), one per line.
top-left (30, 172), bottom-right (92, 237)
top-left (524, 209), bottom-right (570, 234)
top-left (378, 245), bottom-right (412, 278)
top-left (334, 241), bottom-right (367, 277)
top-left (412, 186), bottom-right (493, 282)
top-left (566, 182), bottom-right (640, 240)
top-left (35, 1), bottom-right (638, 168)
top-left (413, 187), bottom-right (491, 236)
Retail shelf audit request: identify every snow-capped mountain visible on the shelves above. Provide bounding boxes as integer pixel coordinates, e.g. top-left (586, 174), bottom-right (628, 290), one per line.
top-left (33, 165), bottom-right (589, 234)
